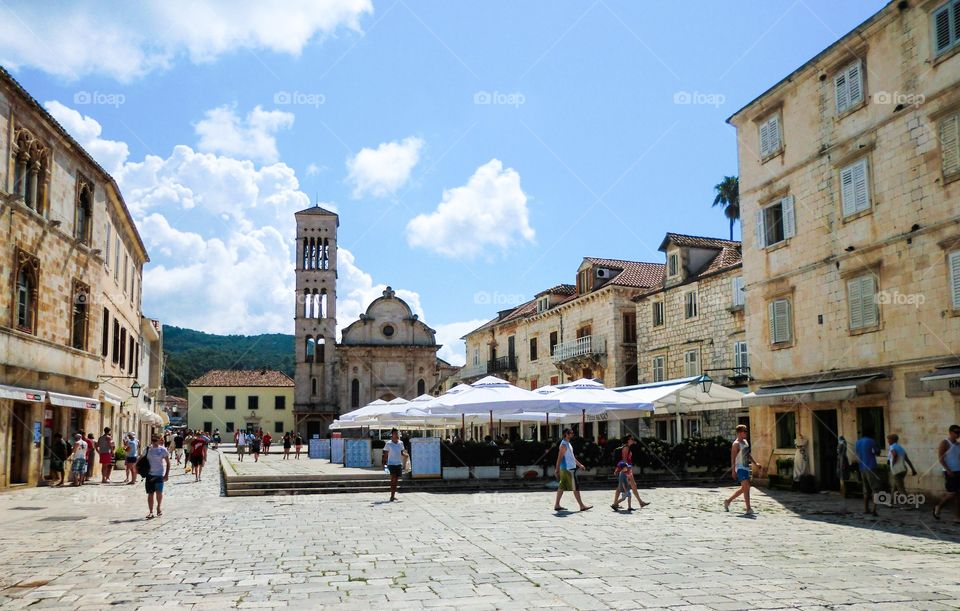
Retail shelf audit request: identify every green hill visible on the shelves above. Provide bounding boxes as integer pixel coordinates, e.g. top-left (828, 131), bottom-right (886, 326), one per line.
top-left (162, 325), bottom-right (294, 398)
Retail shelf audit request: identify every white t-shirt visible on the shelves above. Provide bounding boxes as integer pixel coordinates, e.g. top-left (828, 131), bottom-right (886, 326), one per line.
top-left (236, 433), bottom-right (247, 446)
top-left (560, 439), bottom-right (576, 470)
top-left (147, 446), bottom-right (169, 476)
top-left (72, 439), bottom-right (87, 460)
top-left (384, 440), bottom-right (405, 465)
top-left (127, 438), bottom-right (139, 456)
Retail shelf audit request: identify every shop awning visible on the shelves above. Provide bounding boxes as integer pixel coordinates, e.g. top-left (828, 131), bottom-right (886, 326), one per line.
top-left (0, 384), bottom-right (45, 402)
top-left (742, 374), bottom-right (880, 407)
top-left (47, 391), bottom-right (100, 410)
top-left (920, 367), bottom-right (960, 392)
top-left (101, 392), bottom-right (124, 406)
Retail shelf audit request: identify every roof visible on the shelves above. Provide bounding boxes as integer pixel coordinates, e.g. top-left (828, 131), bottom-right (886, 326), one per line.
top-left (0, 66), bottom-right (149, 263)
top-left (583, 258), bottom-right (665, 288)
top-left (187, 369), bottom-right (295, 388)
top-left (658, 232), bottom-right (740, 252)
top-left (535, 284), bottom-right (576, 298)
top-left (635, 243), bottom-right (742, 300)
top-left (295, 205), bottom-right (339, 217)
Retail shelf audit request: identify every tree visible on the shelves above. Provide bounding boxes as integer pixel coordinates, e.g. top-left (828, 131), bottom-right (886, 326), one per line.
top-left (712, 176), bottom-right (740, 241)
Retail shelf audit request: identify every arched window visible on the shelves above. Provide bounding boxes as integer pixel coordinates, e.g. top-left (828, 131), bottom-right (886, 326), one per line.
top-left (417, 379), bottom-right (426, 395)
top-left (317, 336), bottom-right (325, 363)
top-left (305, 336), bottom-right (315, 363)
top-left (15, 267), bottom-right (36, 332)
top-left (350, 378), bottom-right (360, 408)
top-left (321, 238), bottom-right (329, 269)
top-left (319, 289), bottom-right (327, 319)
top-left (301, 238), bottom-right (309, 270)
top-left (71, 281), bottom-right (89, 350)
top-left (304, 289), bottom-right (312, 318)
top-left (75, 179), bottom-right (93, 244)
top-left (14, 129), bottom-right (49, 214)
top-left (311, 377), bottom-right (318, 396)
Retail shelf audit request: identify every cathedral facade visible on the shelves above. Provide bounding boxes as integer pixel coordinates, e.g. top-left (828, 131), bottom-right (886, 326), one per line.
top-left (293, 206), bottom-right (444, 437)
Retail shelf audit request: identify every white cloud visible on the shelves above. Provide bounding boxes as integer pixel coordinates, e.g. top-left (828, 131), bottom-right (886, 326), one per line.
top-left (0, 0), bottom-right (373, 81)
top-left (44, 100), bottom-right (130, 174)
top-left (346, 136), bottom-right (423, 198)
top-left (433, 320), bottom-right (487, 366)
top-left (195, 105), bottom-right (294, 164)
top-left (406, 158), bottom-right (535, 259)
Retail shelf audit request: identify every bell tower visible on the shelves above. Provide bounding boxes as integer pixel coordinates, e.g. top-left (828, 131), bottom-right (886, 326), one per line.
top-left (293, 204), bottom-right (339, 436)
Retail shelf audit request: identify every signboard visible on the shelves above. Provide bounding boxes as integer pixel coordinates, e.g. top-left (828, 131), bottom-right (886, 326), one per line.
top-left (345, 439), bottom-right (372, 468)
top-left (308, 438), bottom-right (323, 459)
top-left (318, 439), bottom-right (331, 460)
top-left (410, 437), bottom-right (441, 479)
top-left (33, 422), bottom-right (42, 444)
top-left (331, 437), bottom-right (344, 464)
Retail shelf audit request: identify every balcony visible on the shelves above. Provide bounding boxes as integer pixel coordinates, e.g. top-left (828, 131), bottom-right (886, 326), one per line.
top-left (458, 361), bottom-right (488, 380)
top-left (551, 335), bottom-right (606, 363)
top-left (487, 355), bottom-right (518, 373)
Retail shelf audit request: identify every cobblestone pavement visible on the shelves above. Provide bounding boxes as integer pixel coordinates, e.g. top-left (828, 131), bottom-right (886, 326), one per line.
top-left (221, 447), bottom-right (383, 478)
top-left (1, 450), bottom-right (959, 610)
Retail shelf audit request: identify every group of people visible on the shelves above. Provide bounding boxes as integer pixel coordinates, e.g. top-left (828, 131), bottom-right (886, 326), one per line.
top-left (235, 429), bottom-right (304, 461)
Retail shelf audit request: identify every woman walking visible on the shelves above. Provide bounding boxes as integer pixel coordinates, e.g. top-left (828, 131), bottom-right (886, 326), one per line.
top-left (124, 433), bottom-right (139, 485)
top-left (294, 433), bottom-right (303, 459)
top-left (611, 435), bottom-right (649, 511)
top-left (283, 433), bottom-right (292, 459)
top-left (250, 432), bottom-right (262, 462)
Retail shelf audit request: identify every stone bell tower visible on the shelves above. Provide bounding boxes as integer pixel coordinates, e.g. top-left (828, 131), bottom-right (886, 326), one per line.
top-left (293, 204), bottom-right (339, 437)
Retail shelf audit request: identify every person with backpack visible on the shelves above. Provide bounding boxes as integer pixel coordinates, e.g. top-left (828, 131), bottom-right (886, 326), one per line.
top-left (97, 427), bottom-right (115, 483)
top-left (190, 433), bottom-right (208, 482)
top-left (250, 432), bottom-right (262, 463)
top-left (142, 434), bottom-right (170, 520)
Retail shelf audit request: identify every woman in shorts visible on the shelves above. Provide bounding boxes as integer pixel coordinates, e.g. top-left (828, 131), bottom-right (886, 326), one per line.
top-left (283, 433), bottom-right (292, 460)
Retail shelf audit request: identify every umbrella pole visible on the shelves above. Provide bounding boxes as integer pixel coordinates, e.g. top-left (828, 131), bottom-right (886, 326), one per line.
top-left (489, 410), bottom-right (493, 440)
top-left (581, 409), bottom-right (585, 437)
top-left (461, 413), bottom-right (465, 441)
top-left (676, 394), bottom-right (683, 443)
top-left (545, 413), bottom-right (548, 441)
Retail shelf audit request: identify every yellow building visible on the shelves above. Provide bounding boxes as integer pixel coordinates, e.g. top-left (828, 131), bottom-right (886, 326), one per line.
top-left (729, 0), bottom-right (960, 494)
top-left (187, 370), bottom-right (295, 438)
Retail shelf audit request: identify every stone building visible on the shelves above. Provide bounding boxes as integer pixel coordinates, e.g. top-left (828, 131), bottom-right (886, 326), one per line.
top-left (0, 67), bottom-right (159, 489)
top-left (187, 369), bottom-right (295, 437)
top-left (292, 206), bottom-right (449, 437)
top-left (729, 0), bottom-right (960, 493)
top-left (634, 233), bottom-right (749, 441)
top-left (461, 256), bottom-right (664, 439)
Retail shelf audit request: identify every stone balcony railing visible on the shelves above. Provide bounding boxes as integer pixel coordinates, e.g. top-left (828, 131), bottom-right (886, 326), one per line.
top-left (551, 335), bottom-right (606, 363)
top-left (458, 361), bottom-right (488, 380)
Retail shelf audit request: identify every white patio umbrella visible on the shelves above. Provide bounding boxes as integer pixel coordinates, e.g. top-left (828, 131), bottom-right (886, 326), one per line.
top-left (338, 398), bottom-right (391, 422)
top-left (532, 378), bottom-right (652, 437)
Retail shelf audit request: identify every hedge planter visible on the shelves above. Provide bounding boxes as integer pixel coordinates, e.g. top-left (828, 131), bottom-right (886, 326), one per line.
top-left (371, 448), bottom-right (383, 467)
top-left (517, 465), bottom-right (543, 479)
top-left (442, 466), bottom-right (470, 480)
top-left (471, 466), bottom-right (500, 479)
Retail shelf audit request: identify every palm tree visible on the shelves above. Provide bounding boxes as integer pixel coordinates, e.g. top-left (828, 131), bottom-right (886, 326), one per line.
top-left (712, 176), bottom-right (740, 241)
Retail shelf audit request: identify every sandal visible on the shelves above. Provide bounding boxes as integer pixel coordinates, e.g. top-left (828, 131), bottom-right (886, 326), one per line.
top-left (145, 514), bottom-right (155, 520)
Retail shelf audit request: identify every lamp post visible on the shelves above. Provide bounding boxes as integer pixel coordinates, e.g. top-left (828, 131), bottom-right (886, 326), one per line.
top-left (699, 374), bottom-right (713, 394)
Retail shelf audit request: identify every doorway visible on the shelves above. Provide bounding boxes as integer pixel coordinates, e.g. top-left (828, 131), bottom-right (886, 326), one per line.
top-left (813, 408), bottom-right (839, 491)
top-left (10, 403), bottom-right (31, 484)
top-left (306, 420), bottom-right (323, 439)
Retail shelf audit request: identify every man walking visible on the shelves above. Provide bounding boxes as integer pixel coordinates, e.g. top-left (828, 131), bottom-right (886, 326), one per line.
top-left (172, 430), bottom-right (184, 465)
top-left (70, 433), bottom-right (88, 486)
top-left (382, 429), bottom-right (408, 502)
top-left (190, 432), bottom-right (208, 482)
top-left (144, 435), bottom-right (170, 520)
top-left (236, 429), bottom-right (247, 462)
top-left (856, 428), bottom-right (882, 516)
top-left (97, 427), bottom-right (115, 483)
top-left (48, 432), bottom-right (70, 486)
top-left (554, 428), bottom-right (591, 512)
top-left (934, 424), bottom-right (960, 521)
top-left (886, 433), bottom-right (917, 498)
top-left (724, 424), bottom-right (762, 514)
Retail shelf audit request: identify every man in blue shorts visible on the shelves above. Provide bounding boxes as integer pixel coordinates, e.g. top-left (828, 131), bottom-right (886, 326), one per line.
top-left (725, 424), bottom-right (762, 514)
top-left (144, 435), bottom-right (170, 520)
top-left (382, 429), bottom-right (408, 502)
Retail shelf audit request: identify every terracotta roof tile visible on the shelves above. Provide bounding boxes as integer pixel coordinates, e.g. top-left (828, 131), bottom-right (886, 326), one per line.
top-left (535, 283), bottom-right (576, 297)
top-left (583, 258), bottom-right (665, 288)
top-left (659, 232), bottom-right (740, 251)
top-left (188, 369), bottom-right (294, 388)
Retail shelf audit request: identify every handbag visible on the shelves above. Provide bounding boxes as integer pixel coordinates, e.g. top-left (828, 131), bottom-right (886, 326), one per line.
top-left (135, 452), bottom-right (151, 478)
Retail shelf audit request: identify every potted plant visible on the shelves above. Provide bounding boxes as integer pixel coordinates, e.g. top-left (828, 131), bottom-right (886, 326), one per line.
top-left (470, 442), bottom-right (501, 479)
top-left (513, 440), bottom-right (548, 479)
top-left (370, 438), bottom-right (385, 467)
top-left (776, 457), bottom-right (794, 477)
top-left (113, 447), bottom-right (126, 467)
top-left (441, 441), bottom-right (469, 480)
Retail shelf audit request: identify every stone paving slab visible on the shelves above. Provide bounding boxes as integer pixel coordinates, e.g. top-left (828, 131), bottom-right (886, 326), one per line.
top-left (0, 448), bottom-right (959, 609)
top-left (220, 447), bottom-right (385, 479)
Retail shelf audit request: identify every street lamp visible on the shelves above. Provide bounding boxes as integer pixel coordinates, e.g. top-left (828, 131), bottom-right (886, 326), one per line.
top-left (699, 374), bottom-right (713, 394)
top-left (130, 381), bottom-right (142, 398)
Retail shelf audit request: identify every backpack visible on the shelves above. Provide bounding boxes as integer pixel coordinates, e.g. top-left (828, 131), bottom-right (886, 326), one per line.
top-left (136, 452), bottom-right (151, 477)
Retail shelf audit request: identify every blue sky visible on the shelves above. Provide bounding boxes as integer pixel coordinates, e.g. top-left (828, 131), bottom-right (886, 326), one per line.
top-left (1, 0), bottom-right (888, 364)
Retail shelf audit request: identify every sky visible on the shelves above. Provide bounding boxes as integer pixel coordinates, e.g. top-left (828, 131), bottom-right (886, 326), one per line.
top-left (1, 0), bottom-right (888, 366)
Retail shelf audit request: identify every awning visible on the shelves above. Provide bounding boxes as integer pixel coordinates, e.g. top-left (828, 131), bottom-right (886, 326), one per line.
top-left (139, 407), bottom-right (162, 425)
top-left (47, 391), bottom-right (100, 410)
top-left (920, 367), bottom-right (960, 392)
top-left (616, 376), bottom-right (745, 414)
top-left (101, 392), bottom-right (124, 406)
top-left (0, 384), bottom-right (45, 402)
top-left (742, 375), bottom-right (880, 407)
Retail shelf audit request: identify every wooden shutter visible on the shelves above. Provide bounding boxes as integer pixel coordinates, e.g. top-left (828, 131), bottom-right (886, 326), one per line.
top-left (759, 121), bottom-right (771, 158)
top-left (941, 113), bottom-right (960, 178)
top-left (848, 277), bottom-right (863, 329)
top-left (840, 164), bottom-right (856, 217)
top-left (755, 208), bottom-right (766, 248)
top-left (767, 116), bottom-right (780, 155)
top-left (841, 159), bottom-right (870, 216)
top-left (781, 195), bottom-right (796, 239)
top-left (846, 61), bottom-right (863, 109)
top-left (732, 276), bottom-right (745, 306)
top-left (933, 3), bottom-right (953, 56)
top-left (861, 275), bottom-right (878, 327)
top-left (949, 251), bottom-right (960, 309)
top-left (770, 299), bottom-right (791, 343)
top-left (835, 69), bottom-right (848, 114)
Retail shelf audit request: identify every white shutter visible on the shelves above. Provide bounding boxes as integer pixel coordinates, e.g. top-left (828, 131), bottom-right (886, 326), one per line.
top-left (770, 299), bottom-right (791, 343)
top-left (781, 195), bottom-right (796, 239)
top-left (732, 276), bottom-right (745, 307)
top-left (759, 121), bottom-right (771, 158)
top-left (861, 275), bottom-right (878, 327)
top-left (768, 115), bottom-right (781, 155)
top-left (853, 158), bottom-right (870, 213)
top-left (949, 251), bottom-right (960, 309)
top-left (768, 301), bottom-right (776, 343)
top-left (846, 61), bottom-right (863, 109)
top-left (755, 208), bottom-right (766, 248)
top-left (934, 4), bottom-right (953, 56)
top-left (848, 277), bottom-right (863, 329)
top-left (941, 113), bottom-right (960, 178)
top-left (835, 70), bottom-right (848, 114)
top-left (840, 164), bottom-right (856, 217)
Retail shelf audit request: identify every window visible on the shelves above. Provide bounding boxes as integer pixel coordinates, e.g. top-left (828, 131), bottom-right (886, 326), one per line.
top-left (933, 0), bottom-right (960, 57)
top-left (686, 418), bottom-right (701, 439)
top-left (537, 296), bottom-right (549, 313)
top-left (382, 325), bottom-right (395, 337)
top-left (225, 396), bottom-right (236, 410)
top-left (655, 420), bottom-right (668, 441)
top-left (473, 348), bottom-right (479, 366)
top-left (119, 327), bottom-right (126, 370)
top-left (350, 378), bottom-right (359, 407)
top-left (203, 421), bottom-right (212, 433)
top-left (123, 254), bottom-right (129, 294)
top-left (577, 269), bottom-right (591, 294)
top-left (101, 308), bottom-right (110, 357)
top-left (759, 113), bottom-right (782, 158)
top-left (202, 395), bottom-right (213, 410)
top-left (950, 251), bottom-right (960, 309)
top-left (417, 379), bottom-right (426, 395)
top-left (248, 396), bottom-right (259, 410)
top-left (940, 111), bottom-right (960, 180)
top-left (15, 263), bottom-right (38, 333)
top-left (275, 395), bottom-right (286, 410)
top-left (668, 253), bottom-right (680, 276)
top-left (550, 375), bottom-right (559, 386)
top-left (652, 356), bottom-right (666, 382)
top-left (134, 343), bottom-right (140, 378)
top-left (775, 411), bottom-right (796, 449)
top-left (104, 222), bottom-right (111, 268)
top-left (652, 301), bottom-right (664, 327)
top-left (112, 320), bottom-right (120, 363)
top-left (840, 158), bottom-right (871, 217)
top-left (731, 276), bottom-right (745, 308)
top-left (549, 331), bottom-right (558, 356)
top-left (75, 179), bottom-right (93, 244)
top-left (734, 341), bottom-right (749, 375)
top-left (312, 377), bottom-right (318, 396)
top-left (684, 350), bottom-right (700, 377)
top-left (625, 363), bottom-right (638, 386)
top-left (226, 422), bottom-right (235, 433)
top-left (275, 422), bottom-right (284, 434)
top-left (128, 336), bottom-right (134, 372)
top-left (305, 337), bottom-right (315, 363)
top-left (756, 196), bottom-right (796, 248)
top-left (768, 298), bottom-right (792, 344)
top-left (114, 237), bottom-right (120, 280)
top-left (529, 337), bottom-right (538, 361)
top-left (857, 407), bottom-right (886, 449)
top-left (834, 60), bottom-right (863, 114)
top-left (848, 274), bottom-right (879, 330)
top-left (684, 291), bottom-right (698, 319)
top-left (622, 312), bottom-right (636, 343)
top-left (12, 129), bottom-right (49, 213)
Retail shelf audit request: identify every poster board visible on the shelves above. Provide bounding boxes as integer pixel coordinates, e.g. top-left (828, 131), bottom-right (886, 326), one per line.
top-left (331, 437), bottom-right (344, 464)
top-left (317, 438), bottom-right (331, 460)
top-left (345, 438), bottom-right (372, 468)
top-left (308, 438), bottom-right (323, 459)
top-left (410, 437), bottom-right (441, 479)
